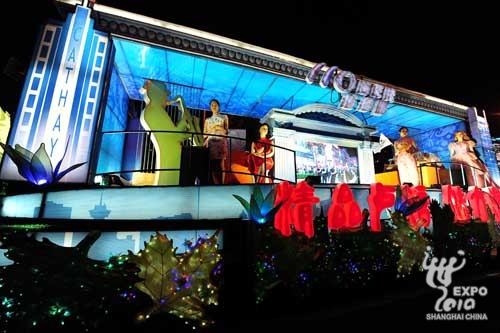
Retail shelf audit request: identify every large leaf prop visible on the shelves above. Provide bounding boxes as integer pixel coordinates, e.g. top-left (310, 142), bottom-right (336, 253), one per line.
top-left (126, 231), bottom-right (222, 327)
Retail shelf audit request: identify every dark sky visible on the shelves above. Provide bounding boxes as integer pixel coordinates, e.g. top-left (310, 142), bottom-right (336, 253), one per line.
top-left (2, 1), bottom-right (500, 137)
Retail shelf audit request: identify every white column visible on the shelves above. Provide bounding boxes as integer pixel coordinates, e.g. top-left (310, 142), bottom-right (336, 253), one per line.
top-left (272, 127), bottom-right (298, 183)
top-left (358, 140), bottom-right (375, 184)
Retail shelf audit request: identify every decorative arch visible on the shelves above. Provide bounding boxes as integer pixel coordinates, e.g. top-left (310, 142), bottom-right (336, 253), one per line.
top-left (292, 103), bottom-right (366, 128)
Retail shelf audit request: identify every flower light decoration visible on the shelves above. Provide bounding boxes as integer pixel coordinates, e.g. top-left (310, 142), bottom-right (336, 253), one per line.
top-left (0, 140), bottom-right (86, 186)
top-left (233, 185), bottom-right (283, 224)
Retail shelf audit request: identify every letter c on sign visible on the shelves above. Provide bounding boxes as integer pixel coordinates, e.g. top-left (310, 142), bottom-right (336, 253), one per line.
top-left (305, 62), bottom-right (326, 84)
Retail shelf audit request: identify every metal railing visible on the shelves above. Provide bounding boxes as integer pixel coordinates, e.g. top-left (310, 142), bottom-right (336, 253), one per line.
top-left (95, 129), bottom-right (296, 186)
top-left (417, 160), bottom-right (491, 189)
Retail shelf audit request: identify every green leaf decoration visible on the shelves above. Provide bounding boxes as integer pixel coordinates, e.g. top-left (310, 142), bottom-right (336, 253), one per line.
top-left (253, 185), bottom-right (265, 204)
top-left (233, 194), bottom-right (251, 214)
top-left (126, 230), bottom-right (221, 327)
top-left (389, 210), bottom-right (428, 276)
top-left (250, 194), bottom-right (264, 222)
top-left (387, 185), bottom-right (431, 275)
top-left (261, 186), bottom-right (278, 216)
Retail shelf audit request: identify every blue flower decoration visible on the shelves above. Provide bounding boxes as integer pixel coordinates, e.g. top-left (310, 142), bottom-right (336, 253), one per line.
top-left (0, 140), bottom-right (86, 186)
top-left (393, 185), bottom-right (429, 216)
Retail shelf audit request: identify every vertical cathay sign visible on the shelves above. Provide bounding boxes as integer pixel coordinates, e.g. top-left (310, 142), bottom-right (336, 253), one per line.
top-left (1, 5), bottom-right (110, 183)
top-left (45, 7), bottom-right (90, 161)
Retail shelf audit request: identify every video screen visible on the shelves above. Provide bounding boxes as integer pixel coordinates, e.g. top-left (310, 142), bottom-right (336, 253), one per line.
top-left (295, 140), bottom-right (359, 184)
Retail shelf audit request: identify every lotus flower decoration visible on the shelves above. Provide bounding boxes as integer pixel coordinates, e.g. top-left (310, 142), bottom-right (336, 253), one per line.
top-left (233, 185), bottom-right (283, 224)
top-left (0, 140), bottom-right (86, 186)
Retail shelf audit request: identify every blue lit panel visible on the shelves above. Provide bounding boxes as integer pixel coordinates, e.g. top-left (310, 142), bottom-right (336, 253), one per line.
top-left (0, 230), bottom-right (223, 266)
top-left (112, 38), bottom-right (464, 140)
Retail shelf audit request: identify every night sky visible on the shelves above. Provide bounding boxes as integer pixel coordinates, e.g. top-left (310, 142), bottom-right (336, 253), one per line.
top-left (2, 1), bottom-right (500, 137)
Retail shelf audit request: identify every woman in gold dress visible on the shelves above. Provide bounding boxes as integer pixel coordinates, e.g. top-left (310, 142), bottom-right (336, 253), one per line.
top-left (394, 127), bottom-right (419, 186)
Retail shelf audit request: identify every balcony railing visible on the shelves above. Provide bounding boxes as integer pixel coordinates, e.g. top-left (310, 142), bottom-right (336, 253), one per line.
top-left (417, 161), bottom-right (492, 189)
top-left (95, 129), bottom-right (296, 186)
top-left (96, 129), bottom-right (494, 189)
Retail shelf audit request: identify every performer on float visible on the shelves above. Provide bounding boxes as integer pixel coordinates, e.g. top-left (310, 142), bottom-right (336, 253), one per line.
top-left (203, 99), bottom-right (229, 184)
top-left (394, 126), bottom-right (420, 186)
top-left (248, 123), bottom-right (274, 183)
top-left (448, 130), bottom-right (497, 188)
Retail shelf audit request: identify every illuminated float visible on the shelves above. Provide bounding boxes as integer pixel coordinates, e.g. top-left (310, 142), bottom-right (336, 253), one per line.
top-left (0, 1), bottom-right (499, 331)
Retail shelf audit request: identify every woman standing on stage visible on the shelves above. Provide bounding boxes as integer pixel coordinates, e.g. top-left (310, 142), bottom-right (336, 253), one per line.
top-left (248, 123), bottom-right (274, 183)
top-left (448, 130), bottom-right (491, 188)
top-left (203, 99), bottom-right (229, 184)
top-left (394, 126), bottom-right (420, 186)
